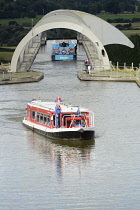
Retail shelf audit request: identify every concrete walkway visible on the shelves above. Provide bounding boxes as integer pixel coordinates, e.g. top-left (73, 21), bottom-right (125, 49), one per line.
top-left (19, 41), bottom-right (40, 72)
top-left (77, 70), bottom-right (140, 88)
top-left (0, 71), bottom-right (44, 85)
top-left (81, 40), bottom-right (103, 69)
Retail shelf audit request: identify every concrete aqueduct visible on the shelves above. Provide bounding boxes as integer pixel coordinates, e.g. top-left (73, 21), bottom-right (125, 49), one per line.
top-left (11, 10), bottom-right (134, 72)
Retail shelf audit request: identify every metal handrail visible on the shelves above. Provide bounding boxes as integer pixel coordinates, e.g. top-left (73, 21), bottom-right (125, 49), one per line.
top-left (62, 113), bottom-right (94, 127)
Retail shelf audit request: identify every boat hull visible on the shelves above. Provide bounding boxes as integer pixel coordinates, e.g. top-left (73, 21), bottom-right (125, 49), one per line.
top-left (52, 54), bottom-right (77, 61)
top-left (23, 120), bottom-right (94, 140)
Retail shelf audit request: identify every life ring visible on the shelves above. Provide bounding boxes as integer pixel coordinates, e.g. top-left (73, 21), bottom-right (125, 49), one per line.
top-left (61, 49), bottom-right (67, 54)
top-left (68, 48), bottom-right (74, 53)
top-left (54, 48), bottom-right (60, 54)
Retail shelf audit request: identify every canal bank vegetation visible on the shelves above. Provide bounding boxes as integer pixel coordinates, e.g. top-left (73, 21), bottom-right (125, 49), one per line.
top-left (0, 47), bottom-right (15, 62)
top-left (0, 0), bottom-right (139, 19)
top-left (105, 34), bottom-right (140, 67)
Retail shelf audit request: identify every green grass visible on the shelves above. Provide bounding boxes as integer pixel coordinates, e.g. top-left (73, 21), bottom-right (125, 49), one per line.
top-left (0, 47), bottom-right (16, 51)
top-left (122, 30), bottom-right (140, 36)
top-left (1, 13), bottom-right (140, 25)
top-left (98, 13), bottom-right (140, 21)
top-left (0, 51), bottom-right (14, 62)
top-left (0, 15), bottom-right (42, 26)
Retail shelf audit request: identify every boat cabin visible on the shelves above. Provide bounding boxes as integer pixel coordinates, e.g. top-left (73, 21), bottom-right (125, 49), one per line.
top-left (25, 101), bottom-right (94, 129)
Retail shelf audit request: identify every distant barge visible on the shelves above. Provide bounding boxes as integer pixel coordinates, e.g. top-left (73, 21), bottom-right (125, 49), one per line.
top-left (52, 40), bottom-right (77, 61)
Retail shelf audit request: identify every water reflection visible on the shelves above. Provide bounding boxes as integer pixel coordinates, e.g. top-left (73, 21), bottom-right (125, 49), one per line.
top-left (26, 130), bottom-right (95, 178)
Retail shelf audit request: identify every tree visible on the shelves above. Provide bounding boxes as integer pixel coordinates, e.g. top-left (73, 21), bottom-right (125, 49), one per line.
top-left (137, 3), bottom-right (140, 12)
top-left (8, 21), bottom-right (18, 26)
top-left (0, 31), bottom-right (10, 44)
top-left (105, 34), bottom-right (140, 67)
top-left (28, 10), bottom-right (36, 18)
top-left (89, 2), bottom-right (102, 15)
top-left (103, 0), bottom-right (120, 14)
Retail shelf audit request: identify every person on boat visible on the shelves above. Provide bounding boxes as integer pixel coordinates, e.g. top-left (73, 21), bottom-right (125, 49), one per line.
top-left (55, 96), bottom-right (62, 103)
top-left (76, 106), bottom-right (80, 115)
top-left (30, 97), bottom-right (36, 102)
top-left (55, 102), bottom-right (62, 128)
top-left (74, 44), bottom-right (77, 54)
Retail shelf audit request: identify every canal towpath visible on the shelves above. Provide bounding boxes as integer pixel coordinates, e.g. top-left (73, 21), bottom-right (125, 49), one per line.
top-left (77, 69), bottom-right (140, 88)
top-left (0, 71), bottom-right (44, 85)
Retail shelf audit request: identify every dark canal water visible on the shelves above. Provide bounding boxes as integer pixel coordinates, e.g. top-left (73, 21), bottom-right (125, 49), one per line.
top-left (0, 41), bottom-right (140, 209)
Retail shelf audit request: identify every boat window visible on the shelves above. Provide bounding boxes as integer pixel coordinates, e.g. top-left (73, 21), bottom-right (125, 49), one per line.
top-left (62, 114), bottom-right (71, 126)
top-left (32, 111), bottom-right (36, 120)
top-left (27, 109), bottom-right (30, 118)
top-left (43, 114), bottom-right (50, 126)
top-left (53, 115), bottom-right (55, 126)
top-left (37, 113), bottom-right (40, 122)
top-left (40, 114), bottom-right (43, 124)
top-left (47, 115), bottom-right (50, 126)
top-left (44, 115), bottom-right (47, 125)
top-left (102, 49), bottom-right (105, 57)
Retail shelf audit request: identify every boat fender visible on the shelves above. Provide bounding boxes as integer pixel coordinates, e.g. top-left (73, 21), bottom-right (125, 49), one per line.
top-left (54, 48), bottom-right (60, 54)
top-left (78, 128), bottom-right (84, 133)
top-left (68, 48), bottom-right (74, 53)
top-left (61, 49), bottom-right (67, 54)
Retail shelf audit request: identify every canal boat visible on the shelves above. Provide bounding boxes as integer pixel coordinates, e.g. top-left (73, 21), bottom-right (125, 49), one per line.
top-left (22, 100), bottom-right (94, 140)
top-left (51, 40), bottom-right (77, 61)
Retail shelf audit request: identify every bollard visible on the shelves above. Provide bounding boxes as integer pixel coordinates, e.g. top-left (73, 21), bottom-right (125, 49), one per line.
top-left (2, 70), bottom-right (4, 79)
top-left (117, 62), bottom-right (119, 77)
top-left (124, 63), bottom-right (126, 78)
top-left (132, 62), bottom-right (133, 71)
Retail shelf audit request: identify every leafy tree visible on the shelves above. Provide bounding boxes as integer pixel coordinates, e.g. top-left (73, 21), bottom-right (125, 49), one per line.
top-left (103, 0), bottom-right (120, 14)
top-left (116, 23), bottom-right (132, 30)
top-left (8, 21), bottom-right (18, 26)
top-left (105, 34), bottom-right (140, 67)
top-left (28, 10), bottom-right (36, 18)
top-left (89, 3), bottom-right (102, 15)
top-left (137, 3), bottom-right (140, 12)
top-left (0, 30), bottom-right (10, 44)
top-left (0, 0), bottom-right (138, 18)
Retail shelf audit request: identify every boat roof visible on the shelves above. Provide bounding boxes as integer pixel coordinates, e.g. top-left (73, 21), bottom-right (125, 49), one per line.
top-left (28, 101), bottom-right (88, 113)
top-left (53, 39), bottom-right (77, 44)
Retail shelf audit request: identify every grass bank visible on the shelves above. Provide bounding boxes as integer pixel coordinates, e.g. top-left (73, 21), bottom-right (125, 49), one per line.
top-left (98, 13), bottom-right (140, 21)
top-left (0, 16), bottom-right (42, 26)
top-left (0, 47), bottom-right (15, 62)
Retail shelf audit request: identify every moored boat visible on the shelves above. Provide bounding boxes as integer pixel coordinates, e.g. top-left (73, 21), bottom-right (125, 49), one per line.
top-left (22, 99), bottom-right (95, 140)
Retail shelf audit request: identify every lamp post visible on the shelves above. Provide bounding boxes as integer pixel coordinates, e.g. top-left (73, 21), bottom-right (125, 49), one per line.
top-left (31, 19), bottom-right (33, 36)
top-left (31, 19), bottom-right (33, 27)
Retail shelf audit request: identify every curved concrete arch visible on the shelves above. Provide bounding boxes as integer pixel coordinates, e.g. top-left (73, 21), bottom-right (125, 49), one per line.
top-left (11, 9), bottom-right (134, 72)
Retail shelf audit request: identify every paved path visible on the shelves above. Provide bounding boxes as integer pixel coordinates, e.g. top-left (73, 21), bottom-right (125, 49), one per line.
top-left (0, 71), bottom-right (44, 85)
top-left (77, 70), bottom-right (140, 88)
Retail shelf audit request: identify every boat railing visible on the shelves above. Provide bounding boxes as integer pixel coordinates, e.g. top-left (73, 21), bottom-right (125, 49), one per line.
top-left (89, 111), bottom-right (94, 127)
top-left (62, 112), bottom-right (94, 128)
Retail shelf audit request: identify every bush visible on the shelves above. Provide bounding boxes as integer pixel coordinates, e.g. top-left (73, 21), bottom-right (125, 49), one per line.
top-left (116, 23), bottom-right (132, 30)
top-left (22, 22), bottom-right (32, 27)
top-left (28, 10), bottom-right (36, 18)
top-left (8, 21), bottom-right (19, 26)
top-left (107, 18), bottom-right (131, 23)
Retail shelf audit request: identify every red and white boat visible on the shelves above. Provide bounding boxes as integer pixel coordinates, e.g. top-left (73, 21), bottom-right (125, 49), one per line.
top-left (23, 100), bottom-right (95, 140)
